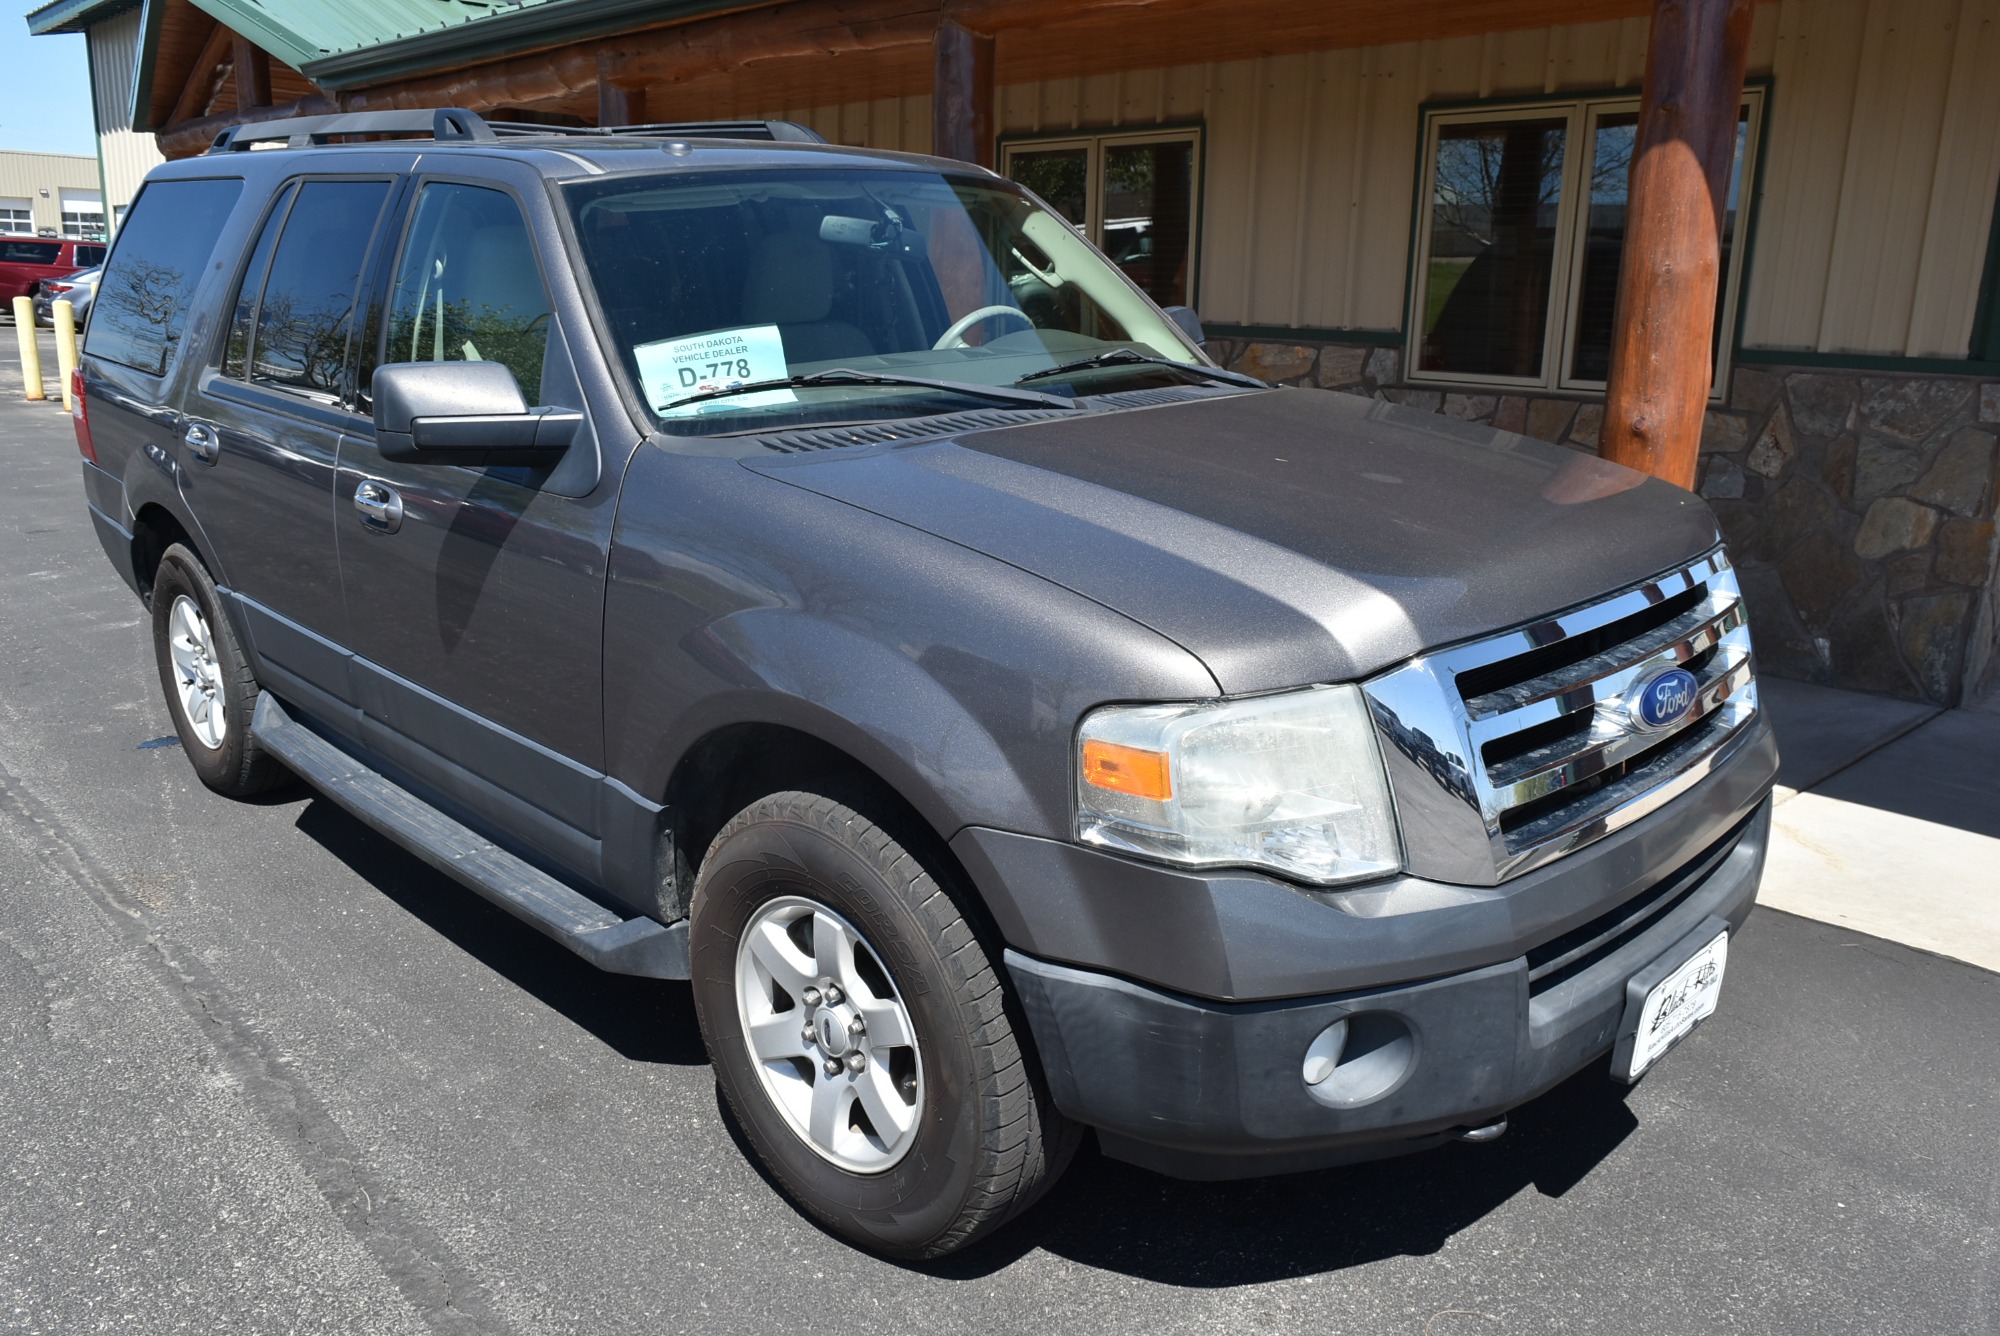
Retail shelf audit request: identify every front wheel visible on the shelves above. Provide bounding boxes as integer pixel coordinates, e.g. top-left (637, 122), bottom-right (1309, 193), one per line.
top-left (689, 789), bottom-right (1077, 1257)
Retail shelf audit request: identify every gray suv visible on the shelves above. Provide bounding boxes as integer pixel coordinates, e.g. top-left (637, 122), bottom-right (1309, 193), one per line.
top-left (72, 109), bottom-right (1776, 1257)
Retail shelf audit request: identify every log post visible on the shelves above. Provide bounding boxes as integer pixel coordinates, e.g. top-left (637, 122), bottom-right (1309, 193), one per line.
top-left (597, 53), bottom-right (647, 126)
top-left (234, 35), bottom-right (271, 110)
top-left (1598, 0), bottom-right (1753, 488)
top-left (932, 18), bottom-right (994, 166)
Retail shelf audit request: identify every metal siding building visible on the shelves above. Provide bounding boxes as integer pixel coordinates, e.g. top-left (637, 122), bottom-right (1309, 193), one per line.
top-left (0, 150), bottom-right (103, 237)
top-left (85, 5), bottom-right (163, 225)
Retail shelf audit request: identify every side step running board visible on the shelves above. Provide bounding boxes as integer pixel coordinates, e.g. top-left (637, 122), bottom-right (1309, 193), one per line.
top-left (251, 694), bottom-right (688, 979)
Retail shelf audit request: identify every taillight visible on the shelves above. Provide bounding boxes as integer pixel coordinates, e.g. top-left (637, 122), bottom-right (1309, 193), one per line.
top-left (71, 369), bottom-right (95, 463)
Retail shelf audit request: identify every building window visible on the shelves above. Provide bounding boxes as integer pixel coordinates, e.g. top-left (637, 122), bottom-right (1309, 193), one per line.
top-left (1408, 90), bottom-right (1762, 396)
top-left (0, 198), bottom-right (30, 234)
top-left (60, 189), bottom-right (106, 242)
top-left (1001, 128), bottom-right (1202, 310)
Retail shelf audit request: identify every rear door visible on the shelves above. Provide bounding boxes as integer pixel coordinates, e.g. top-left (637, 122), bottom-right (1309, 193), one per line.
top-left (78, 176), bottom-right (245, 549)
top-left (181, 175), bottom-right (397, 711)
top-left (333, 172), bottom-right (615, 883)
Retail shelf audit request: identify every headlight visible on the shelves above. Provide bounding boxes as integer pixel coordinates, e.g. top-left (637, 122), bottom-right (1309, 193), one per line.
top-left (1074, 684), bottom-right (1402, 885)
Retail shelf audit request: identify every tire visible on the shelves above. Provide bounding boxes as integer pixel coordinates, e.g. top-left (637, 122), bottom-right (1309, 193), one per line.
top-left (690, 788), bottom-right (1079, 1257)
top-left (149, 543), bottom-right (290, 797)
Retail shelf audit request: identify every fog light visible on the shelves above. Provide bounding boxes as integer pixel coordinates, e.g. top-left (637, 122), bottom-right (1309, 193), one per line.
top-left (1301, 1012), bottom-right (1415, 1108)
top-left (1302, 1019), bottom-right (1348, 1086)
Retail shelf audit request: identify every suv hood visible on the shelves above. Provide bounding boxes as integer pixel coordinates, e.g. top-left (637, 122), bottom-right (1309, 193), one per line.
top-left (746, 389), bottom-right (1722, 694)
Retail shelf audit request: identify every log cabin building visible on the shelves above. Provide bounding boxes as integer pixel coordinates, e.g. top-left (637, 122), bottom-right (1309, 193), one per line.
top-left (27, 0), bottom-right (2000, 705)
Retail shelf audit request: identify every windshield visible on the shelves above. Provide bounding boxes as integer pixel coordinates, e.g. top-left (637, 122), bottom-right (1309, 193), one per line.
top-left (563, 167), bottom-right (1208, 433)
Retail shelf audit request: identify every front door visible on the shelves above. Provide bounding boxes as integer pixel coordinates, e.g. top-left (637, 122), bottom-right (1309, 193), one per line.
top-left (333, 177), bottom-right (613, 882)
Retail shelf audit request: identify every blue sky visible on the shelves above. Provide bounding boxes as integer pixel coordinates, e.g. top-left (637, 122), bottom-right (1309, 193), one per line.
top-left (1, 22), bottom-right (102, 157)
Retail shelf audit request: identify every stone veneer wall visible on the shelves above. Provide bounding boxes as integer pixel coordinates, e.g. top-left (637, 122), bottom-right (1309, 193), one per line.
top-left (1204, 336), bottom-right (2000, 706)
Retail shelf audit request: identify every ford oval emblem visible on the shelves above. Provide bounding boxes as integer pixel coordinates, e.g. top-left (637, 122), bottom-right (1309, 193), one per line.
top-left (1632, 667), bottom-right (1700, 731)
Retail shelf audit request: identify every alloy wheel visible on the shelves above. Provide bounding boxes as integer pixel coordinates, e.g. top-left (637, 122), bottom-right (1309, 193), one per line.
top-left (166, 594), bottom-right (227, 750)
top-left (734, 895), bottom-right (924, 1173)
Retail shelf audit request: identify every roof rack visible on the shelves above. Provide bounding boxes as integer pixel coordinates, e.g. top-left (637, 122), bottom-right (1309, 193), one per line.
top-left (206, 108), bottom-right (827, 155)
top-left (486, 120), bottom-right (828, 143)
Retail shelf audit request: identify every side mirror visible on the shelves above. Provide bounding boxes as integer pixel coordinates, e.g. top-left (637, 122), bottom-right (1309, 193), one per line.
top-left (1162, 305), bottom-right (1206, 348)
top-left (372, 361), bottom-right (582, 466)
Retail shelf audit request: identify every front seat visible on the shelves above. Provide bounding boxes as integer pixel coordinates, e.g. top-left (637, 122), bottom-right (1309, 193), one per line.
top-left (739, 233), bottom-right (875, 365)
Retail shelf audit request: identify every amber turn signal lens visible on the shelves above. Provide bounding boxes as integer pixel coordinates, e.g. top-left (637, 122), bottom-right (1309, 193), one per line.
top-left (1080, 739), bottom-right (1173, 800)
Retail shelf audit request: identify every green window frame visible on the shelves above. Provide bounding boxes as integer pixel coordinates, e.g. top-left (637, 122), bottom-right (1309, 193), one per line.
top-left (1972, 183), bottom-right (2000, 364)
top-left (1407, 88), bottom-right (1765, 400)
top-left (1000, 126), bottom-right (1204, 311)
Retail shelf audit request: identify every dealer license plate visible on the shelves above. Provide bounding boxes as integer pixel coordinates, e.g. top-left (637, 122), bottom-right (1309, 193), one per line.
top-left (1613, 928), bottom-right (1729, 1082)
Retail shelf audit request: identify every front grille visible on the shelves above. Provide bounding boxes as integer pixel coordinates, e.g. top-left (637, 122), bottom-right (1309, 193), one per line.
top-left (1363, 549), bottom-right (1759, 884)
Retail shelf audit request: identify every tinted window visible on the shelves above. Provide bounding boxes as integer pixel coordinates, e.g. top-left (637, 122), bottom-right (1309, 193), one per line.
top-left (250, 179), bottom-right (390, 397)
top-left (384, 183), bottom-right (551, 403)
top-left (1, 240), bottom-right (62, 264)
top-left (88, 178), bottom-right (243, 376)
top-left (75, 244), bottom-right (107, 266)
top-left (222, 183), bottom-right (296, 379)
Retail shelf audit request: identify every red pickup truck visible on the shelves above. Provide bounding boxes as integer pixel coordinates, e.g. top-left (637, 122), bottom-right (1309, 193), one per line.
top-left (1, 236), bottom-right (107, 306)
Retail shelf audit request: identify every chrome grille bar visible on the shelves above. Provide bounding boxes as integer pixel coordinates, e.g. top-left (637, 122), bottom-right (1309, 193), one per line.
top-left (1485, 653), bottom-right (1753, 809)
top-left (1462, 594), bottom-right (1746, 721)
top-left (1363, 548), bottom-right (1759, 885)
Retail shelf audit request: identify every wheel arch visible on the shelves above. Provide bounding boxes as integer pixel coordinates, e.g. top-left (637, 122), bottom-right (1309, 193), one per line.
top-left (128, 501), bottom-right (222, 608)
top-left (662, 714), bottom-right (990, 917)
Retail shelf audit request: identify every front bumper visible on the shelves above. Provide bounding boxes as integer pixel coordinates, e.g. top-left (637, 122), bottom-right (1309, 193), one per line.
top-left (953, 716), bottom-right (1777, 1179)
top-left (1007, 799), bottom-right (1767, 1179)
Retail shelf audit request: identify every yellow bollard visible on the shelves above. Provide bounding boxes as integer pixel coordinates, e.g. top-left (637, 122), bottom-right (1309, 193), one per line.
top-left (10, 296), bottom-right (44, 401)
top-left (53, 300), bottom-right (78, 413)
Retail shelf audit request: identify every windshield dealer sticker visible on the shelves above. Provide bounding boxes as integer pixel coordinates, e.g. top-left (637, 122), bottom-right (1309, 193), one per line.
top-left (634, 325), bottom-right (795, 417)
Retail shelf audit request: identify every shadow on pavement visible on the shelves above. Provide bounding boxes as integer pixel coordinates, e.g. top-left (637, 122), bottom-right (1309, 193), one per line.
top-left (292, 796), bottom-right (708, 1067)
top-left (291, 788), bottom-right (1640, 1286)
top-left (1806, 709), bottom-right (2000, 841)
top-left (934, 1064), bottom-right (1639, 1285)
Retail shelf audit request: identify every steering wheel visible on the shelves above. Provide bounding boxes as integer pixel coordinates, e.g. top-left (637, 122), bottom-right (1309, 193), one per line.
top-left (933, 304), bottom-right (1036, 350)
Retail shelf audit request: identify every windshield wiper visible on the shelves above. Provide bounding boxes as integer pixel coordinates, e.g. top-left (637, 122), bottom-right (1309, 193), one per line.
top-left (1015, 348), bottom-right (1269, 390)
top-left (661, 368), bottom-right (1077, 413)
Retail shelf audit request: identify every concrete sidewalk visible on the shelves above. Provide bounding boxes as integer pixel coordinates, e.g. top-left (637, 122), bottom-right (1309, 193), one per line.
top-left (1758, 677), bottom-right (1999, 974)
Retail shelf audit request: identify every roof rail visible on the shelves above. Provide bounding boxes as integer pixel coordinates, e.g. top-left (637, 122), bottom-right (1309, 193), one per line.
top-left (485, 119), bottom-right (828, 144)
top-left (204, 109), bottom-right (828, 155)
top-left (207, 108), bottom-right (492, 153)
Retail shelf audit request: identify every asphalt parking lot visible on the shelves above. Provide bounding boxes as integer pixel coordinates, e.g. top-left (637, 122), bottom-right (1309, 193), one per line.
top-left (1, 367), bottom-right (1995, 1334)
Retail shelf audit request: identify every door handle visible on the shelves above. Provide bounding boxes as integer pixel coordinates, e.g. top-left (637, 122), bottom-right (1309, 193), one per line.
top-left (182, 421), bottom-right (219, 464)
top-left (353, 479), bottom-right (404, 533)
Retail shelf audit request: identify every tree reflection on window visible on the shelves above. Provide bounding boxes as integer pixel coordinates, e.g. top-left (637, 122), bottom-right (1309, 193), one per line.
top-left (88, 179), bottom-right (241, 376)
top-left (248, 180), bottom-right (390, 397)
top-left (384, 184), bottom-right (552, 404)
top-left (1421, 119), bottom-right (1567, 379)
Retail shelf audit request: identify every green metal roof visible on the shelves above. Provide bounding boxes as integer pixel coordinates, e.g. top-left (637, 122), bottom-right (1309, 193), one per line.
top-left (176, 0), bottom-right (576, 75)
top-left (31, 0), bottom-right (767, 130)
top-left (24, 0), bottom-right (139, 36)
top-left (298, 0), bottom-right (745, 89)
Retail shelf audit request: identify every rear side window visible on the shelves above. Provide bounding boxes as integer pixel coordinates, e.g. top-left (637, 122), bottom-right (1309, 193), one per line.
top-left (222, 183), bottom-right (297, 379)
top-left (89, 178), bottom-right (243, 375)
top-left (244, 179), bottom-right (391, 397)
top-left (383, 183), bottom-right (551, 403)
top-left (1, 240), bottom-right (62, 264)
top-left (75, 244), bottom-right (107, 266)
